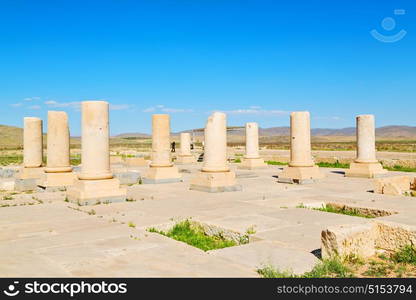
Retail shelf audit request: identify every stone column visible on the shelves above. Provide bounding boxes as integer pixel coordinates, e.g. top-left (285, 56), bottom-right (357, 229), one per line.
top-left (16, 117), bottom-right (45, 189)
top-left (143, 114), bottom-right (181, 183)
top-left (180, 133), bottom-right (192, 156)
top-left (23, 117), bottom-right (43, 168)
top-left (78, 101), bottom-right (113, 180)
top-left (278, 111), bottom-right (323, 184)
top-left (355, 115), bottom-right (377, 163)
top-left (176, 132), bottom-right (196, 164)
top-left (289, 112), bottom-right (314, 167)
top-left (66, 101), bottom-right (126, 205)
top-left (239, 122), bottom-right (266, 169)
top-left (245, 122), bottom-right (260, 159)
top-left (190, 112), bottom-right (241, 192)
top-left (38, 111), bottom-right (76, 188)
top-left (345, 114), bottom-right (386, 178)
top-left (202, 112), bottom-right (229, 172)
top-left (150, 114), bottom-right (172, 167)
top-left (45, 111), bottom-right (72, 173)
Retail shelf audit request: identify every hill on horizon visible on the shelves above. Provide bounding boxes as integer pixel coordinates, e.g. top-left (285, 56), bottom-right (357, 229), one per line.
top-left (1, 124), bottom-right (416, 149)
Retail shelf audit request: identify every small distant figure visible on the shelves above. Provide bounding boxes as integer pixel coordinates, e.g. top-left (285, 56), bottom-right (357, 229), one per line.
top-left (171, 141), bottom-right (176, 153)
top-left (190, 143), bottom-right (194, 150)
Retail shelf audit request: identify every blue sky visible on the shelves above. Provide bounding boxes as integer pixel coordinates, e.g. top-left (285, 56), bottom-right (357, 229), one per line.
top-left (0, 0), bottom-right (414, 135)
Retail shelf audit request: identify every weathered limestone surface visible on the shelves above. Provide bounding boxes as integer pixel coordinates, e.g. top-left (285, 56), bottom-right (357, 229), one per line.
top-left (176, 133), bottom-right (196, 164)
top-left (18, 117), bottom-right (44, 180)
top-left (322, 220), bottom-right (416, 259)
top-left (239, 122), bottom-right (266, 170)
top-left (321, 223), bottom-right (377, 258)
top-left (66, 101), bottom-right (126, 204)
top-left (190, 112), bottom-right (241, 192)
top-left (144, 114), bottom-right (181, 183)
top-left (374, 176), bottom-right (415, 196)
top-left (278, 112), bottom-right (323, 184)
top-left (39, 111), bottom-right (76, 188)
top-left (345, 115), bottom-right (387, 178)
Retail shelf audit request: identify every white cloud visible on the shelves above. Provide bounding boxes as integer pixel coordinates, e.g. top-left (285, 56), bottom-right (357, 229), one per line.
top-left (142, 105), bottom-right (193, 113)
top-left (224, 107), bottom-right (289, 116)
top-left (24, 97), bottom-right (40, 102)
top-left (27, 105), bottom-right (41, 110)
top-left (10, 103), bottom-right (23, 107)
top-left (110, 104), bottom-right (132, 111)
top-left (44, 100), bottom-right (81, 110)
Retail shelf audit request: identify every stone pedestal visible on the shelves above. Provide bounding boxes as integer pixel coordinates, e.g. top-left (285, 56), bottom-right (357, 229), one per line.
top-left (66, 101), bottom-right (126, 204)
top-left (278, 111), bottom-right (323, 184)
top-left (176, 132), bottom-right (196, 164)
top-left (190, 112), bottom-right (241, 192)
top-left (18, 117), bottom-right (44, 180)
top-left (144, 114), bottom-right (181, 183)
top-left (67, 178), bottom-right (126, 205)
top-left (345, 115), bottom-right (387, 178)
top-left (39, 111), bottom-right (76, 188)
top-left (239, 122), bottom-right (266, 169)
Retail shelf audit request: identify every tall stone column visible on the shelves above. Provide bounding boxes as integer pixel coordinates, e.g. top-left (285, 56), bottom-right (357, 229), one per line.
top-left (38, 111), bottom-right (76, 188)
top-left (18, 117), bottom-right (44, 181)
top-left (202, 112), bottom-right (229, 172)
top-left (23, 117), bottom-right (43, 168)
top-left (239, 122), bottom-right (266, 169)
top-left (345, 114), bottom-right (386, 178)
top-left (79, 101), bottom-right (112, 180)
top-left (67, 101), bottom-right (126, 205)
top-left (190, 112), bottom-right (241, 192)
top-left (176, 132), bottom-right (196, 164)
top-left (143, 114), bottom-right (181, 183)
top-left (278, 111), bottom-right (323, 184)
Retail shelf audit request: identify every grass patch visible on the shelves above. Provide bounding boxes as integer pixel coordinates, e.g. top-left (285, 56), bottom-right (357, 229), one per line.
top-left (234, 158), bottom-right (241, 163)
top-left (384, 165), bottom-right (416, 173)
top-left (0, 155), bottom-right (23, 166)
top-left (266, 160), bottom-right (288, 166)
top-left (258, 257), bottom-right (353, 278)
top-left (147, 220), bottom-right (238, 251)
top-left (392, 245), bottom-right (416, 265)
top-left (316, 161), bottom-right (350, 169)
top-left (313, 204), bottom-right (376, 219)
top-left (259, 246), bottom-right (416, 278)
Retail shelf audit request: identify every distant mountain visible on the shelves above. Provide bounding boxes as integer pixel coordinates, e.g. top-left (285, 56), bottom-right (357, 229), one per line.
top-left (114, 132), bottom-right (150, 138)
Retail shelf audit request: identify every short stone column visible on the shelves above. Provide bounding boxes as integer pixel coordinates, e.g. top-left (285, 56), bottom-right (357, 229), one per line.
top-left (39, 111), bottom-right (76, 188)
top-left (176, 132), bottom-right (196, 164)
top-left (278, 111), bottom-right (323, 184)
top-left (67, 101), bottom-right (126, 205)
top-left (239, 122), bottom-right (266, 169)
top-left (15, 117), bottom-right (45, 191)
top-left (190, 112), bottom-right (241, 192)
top-left (143, 114), bottom-right (181, 183)
top-left (345, 114), bottom-right (386, 178)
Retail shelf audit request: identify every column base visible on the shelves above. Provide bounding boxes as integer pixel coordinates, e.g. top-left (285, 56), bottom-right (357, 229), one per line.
top-left (278, 165), bottom-right (324, 184)
top-left (14, 178), bottom-right (38, 192)
top-left (175, 155), bottom-right (196, 165)
top-left (17, 167), bottom-right (45, 180)
top-left (124, 157), bottom-right (148, 167)
top-left (66, 178), bottom-right (127, 206)
top-left (238, 157), bottom-right (267, 170)
top-left (345, 162), bottom-right (387, 178)
top-left (37, 172), bottom-right (77, 189)
top-left (190, 171), bottom-right (242, 193)
top-left (143, 166), bottom-right (182, 184)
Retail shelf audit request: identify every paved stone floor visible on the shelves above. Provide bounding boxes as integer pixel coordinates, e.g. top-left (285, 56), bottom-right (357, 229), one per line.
top-left (0, 163), bottom-right (415, 277)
